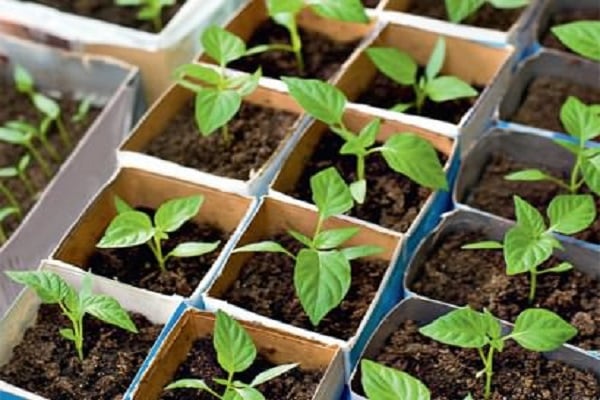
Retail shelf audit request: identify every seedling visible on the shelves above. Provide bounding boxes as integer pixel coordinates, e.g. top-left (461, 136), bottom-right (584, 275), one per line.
top-left (265, 0), bottom-right (369, 73)
top-left (166, 310), bottom-right (297, 398)
top-left (0, 176), bottom-right (21, 217)
top-left (0, 207), bottom-right (19, 243)
top-left (283, 77), bottom-right (448, 203)
top-left (14, 65), bottom-right (72, 148)
top-left (463, 194), bottom-right (596, 302)
top-left (444, 0), bottom-right (529, 24)
top-left (234, 167), bottom-right (382, 325)
top-left (97, 195), bottom-right (220, 273)
top-left (361, 359), bottom-right (430, 400)
top-left (115, 0), bottom-right (174, 32)
top-left (420, 306), bottom-right (576, 400)
top-left (505, 96), bottom-right (600, 196)
top-left (551, 20), bottom-right (600, 61)
top-left (72, 96), bottom-right (93, 124)
top-left (7, 120), bottom-right (60, 162)
top-left (0, 155), bottom-right (36, 197)
top-left (6, 270), bottom-right (138, 360)
top-left (366, 37), bottom-right (478, 114)
top-left (0, 122), bottom-right (52, 178)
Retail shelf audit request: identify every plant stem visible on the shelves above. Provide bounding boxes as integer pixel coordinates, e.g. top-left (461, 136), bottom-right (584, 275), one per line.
top-left (26, 143), bottom-right (52, 178)
top-left (221, 124), bottom-right (231, 147)
top-left (0, 225), bottom-right (6, 243)
top-left (414, 86), bottom-right (426, 114)
top-left (56, 117), bottom-right (72, 148)
top-left (18, 171), bottom-right (36, 197)
top-left (312, 215), bottom-right (325, 244)
top-left (569, 155), bottom-right (582, 193)
top-left (152, 14), bottom-right (162, 33)
top-left (357, 155), bottom-right (366, 182)
top-left (74, 315), bottom-right (84, 360)
top-left (39, 136), bottom-right (60, 162)
top-left (148, 235), bottom-right (166, 273)
top-left (290, 31), bottom-right (305, 74)
top-left (0, 183), bottom-right (22, 217)
top-left (529, 270), bottom-right (537, 303)
top-left (484, 347), bottom-right (495, 400)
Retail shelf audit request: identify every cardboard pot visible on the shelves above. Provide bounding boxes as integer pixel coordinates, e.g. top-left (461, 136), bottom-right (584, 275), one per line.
top-left (0, 34), bottom-right (141, 315)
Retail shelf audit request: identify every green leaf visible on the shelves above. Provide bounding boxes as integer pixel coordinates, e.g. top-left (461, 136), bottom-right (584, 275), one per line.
top-left (361, 359), bottom-right (430, 400)
top-left (0, 207), bottom-right (18, 222)
top-left (560, 96), bottom-right (600, 142)
top-left (391, 102), bottom-right (414, 112)
top-left (540, 261), bottom-right (573, 274)
top-left (165, 379), bottom-right (211, 391)
top-left (505, 169), bottom-right (554, 182)
top-left (0, 166), bottom-right (18, 178)
top-left (14, 64), bottom-right (34, 94)
top-left (250, 363), bottom-right (298, 387)
top-left (32, 93), bottom-right (60, 119)
top-left (72, 96), bottom-right (92, 123)
top-left (294, 249), bottom-right (351, 325)
top-left (341, 245), bottom-right (383, 260)
top-left (366, 47), bottom-right (417, 86)
top-left (195, 88), bottom-right (242, 136)
top-left (5, 271), bottom-right (72, 304)
top-left (581, 154), bottom-right (600, 195)
top-left (380, 134), bottom-right (448, 190)
top-left (503, 227), bottom-right (554, 275)
top-left (419, 306), bottom-right (490, 348)
top-left (97, 211), bottom-right (155, 248)
top-left (233, 68), bottom-right (262, 97)
top-left (233, 241), bottom-right (292, 257)
top-left (310, 167), bottom-right (354, 218)
top-left (547, 194), bottom-right (596, 235)
top-left (83, 294), bottom-right (138, 333)
top-left (169, 241), bottom-right (220, 258)
top-left (282, 77), bottom-right (346, 125)
top-left (201, 26), bottom-right (246, 65)
top-left (340, 137), bottom-right (367, 156)
top-left (551, 21), bottom-right (600, 62)
top-left (214, 310), bottom-right (257, 373)
top-left (482, 308), bottom-right (502, 340)
top-left (17, 154), bottom-right (30, 172)
top-left (511, 309), bottom-right (577, 351)
top-left (513, 195), bottom-right (546, 235)
top-left (308, 0), bottom-right (369, 23)
top-left (0, 127), bottom-right (28, 145)
top-left (228, 387), bottom-right (265, 400)
top-left (288, 229), bottom-right (313, 248)
top-left (155, 195), bottom-right (203, 233)
top-left (314, 227), bottom-right (359, 249)
top-left (426, 76), bottom-right (477, 103)
top-left (174, 63), bottom-right (222, 86)
top-left (426, 37), bottom-right (446, 81)
top-left (461, 241), bottom-right (503, 250)
top-left (114, 196), bottom-right (133, 214)
top-left (489, 0), bottom-right (529, 8)
top-left (349, 180), bottom-right (367, 204)
top-left (358, 119), bottom-right (380, 147)
top-left (444, 0), bottom-right (484, 22)
top-left (266, 0), bottom-right (303, 16)
top-left (59, 328), bottom-right (77, 342)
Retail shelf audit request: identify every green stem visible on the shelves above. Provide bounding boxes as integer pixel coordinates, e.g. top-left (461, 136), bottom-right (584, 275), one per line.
top-left (152, 14), bottom-right (162, 33)
top-left (357, 155), bottom-right (366, 182)
top-left (148, 235), bottom-right (166, 273)
top-left (529, 270), bottom-right (537, 304)
top-left (484, 347), bottom-right (494, 400)
top-left (312, 215), bottom-right (325, 245)
top-left (18, 171), bottom-right (36, 197)
top-left (569, 154), bottom-right (582, 194)
top-left (0, 225), bottom-right (6, 243)
top-left (290, 30), bottom-right (304, 74)
top-left (26, 143), bottom-right (52, 178)
top-left (39, 136), bottom-right (60, 162)
top-left (56, 117), bottom-right (72, 148)
top-left (75, 315), bottom-right (84, 361)
top-left (414, 86), bottom-right (426, 114)
top-left (0, 183), bottom-right (22, 217)
top-left (223, 370), bottom-right (234, 399)
top-left (221, 124), bottom-right (231, 146)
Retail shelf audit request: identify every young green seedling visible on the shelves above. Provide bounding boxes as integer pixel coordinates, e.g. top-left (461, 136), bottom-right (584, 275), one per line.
top-left (463, 194), bottom-right (596, 302)
top-left (0, 206), bottom-right (19, 243)
top-left (0, 175), bottom-right (21, 218)
top-left (551, 20), bottom-right (600, 62)
top-left (444, 0), bottom-right (529, 24)
top-left (505, 96), bottom-right (600, 195)
top-left (234, 167), bottom-right (383, 325)
top-left (420, 306), bottom-right (576, 400)
top-left (283, 77), bottom-right (448, 203)
top-left (7, 120), bottom-right (60, 162)
top-left (114, 0), bottom-right (174, 32)
top-left (0, 155), bottom-right (36, 197)
top-left (97, 195), bottom-right (220, 273)
top-left (166, 310), bottom-right (297, 399)
top-left (366, 37), bottom-right (478, 114)
top-left (361, 359), bottom-right (430, 400)
top-left (72, 96), bottom-right (93, 124)
top-left (6, 270), bottom-right (138, 360)
top-left (0, 123), bottom-right (51, 178)
top-left (14, 65), bottom-right (72, 148)
top-left (265, 0), bottom-right (368, 73)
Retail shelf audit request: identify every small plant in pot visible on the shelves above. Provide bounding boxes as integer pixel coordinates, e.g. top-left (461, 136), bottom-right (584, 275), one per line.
top-left (114, 0), bottom-right (175, 32)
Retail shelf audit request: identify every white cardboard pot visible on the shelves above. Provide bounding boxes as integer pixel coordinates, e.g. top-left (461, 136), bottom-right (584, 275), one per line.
top-left (0, 34), bottom-right (141, 315)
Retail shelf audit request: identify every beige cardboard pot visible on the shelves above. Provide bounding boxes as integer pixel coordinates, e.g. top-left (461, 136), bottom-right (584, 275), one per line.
top-left (53, 163), bottom-right (256, 304)
top-left (130, 307), bottom-right (345, 400)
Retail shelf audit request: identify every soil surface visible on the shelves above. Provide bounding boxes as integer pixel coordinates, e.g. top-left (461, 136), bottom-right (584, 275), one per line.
top-left (362, 0), bottom-right (380, 7)
top-left (86, 207), bottom-right (229, 296)
top-left (0, 80), bottom-right (99, 240)
top-left (222, 234), bottom-right (389, 340)
top-left (26, 0), bottom-right (185, 33)
top-left (406, 0), bottom-right (524, 31)
top-left (229, 20), bottom-right (361, 81)
top-left (0, 304), bottom-right (162, 400)
top-left (353, 320), bottom-right (600, 399)
top-left (161, 337), bottom-right (323, 400)
top-left (357, 72), bottom-right (480, 124)
top-left (410, 230), bottom-right (600, 350)
top-left (465, 152), bottom-right (600, 245)
top-left (511, 76), bottom-right (600, 134)
top-left (287, 130), bottom-right (447, 232)
top-left (144, 101), bottom-right (298, 181)
top-left (541, 9), bottom-right (600, 54)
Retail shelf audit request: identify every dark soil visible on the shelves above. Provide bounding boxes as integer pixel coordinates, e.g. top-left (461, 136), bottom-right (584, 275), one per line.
top-left (353, 320), bottom-right (600, 399)
top-left (26, 0), bottom-right (185, 33)
top-left (464, 152), bottom-right (600, 245)
top-left (229, 19), bottom-right (361, 81)
top-left (160, 337), bottom-right (323, 400)
top-left (288, 130), bottom-right (447, 232)
top-left (86, 207), bottom-right (229, 297)
top-left (357, 72), bottom-right (480, 124)
top-left (511, 76), bottom-right (600, 134)
top-left (0, 304), bottom-right (162, 400)
top-left (410, 230), bottom-right (600, 350)
top-left (541, 9), bottom-right (600, 54)
top-left (406, 0), bottom-right (524, 31)
top-left (144, 101), bottom-right (298, 181)
top-left (222, 234), bottom-right (389, 340)
top-left (362, 0), bottom-right (381, 8)
top-left (0, 80), bottom-right (99, 239)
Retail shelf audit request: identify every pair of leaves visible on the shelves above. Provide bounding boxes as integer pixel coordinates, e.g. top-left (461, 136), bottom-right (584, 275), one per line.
top-left (420, 306), bottom-right (576, 353)
top-left (552, 21), bottom-right (600, 62)
top-left (166, 311), bottom-right (296, 399)
top-left (445, 0), bottom-right (528, 23)
top-left (366, 37), bottom-right (477, 112)
top-left (13, 65), bottom-right (61, 119)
